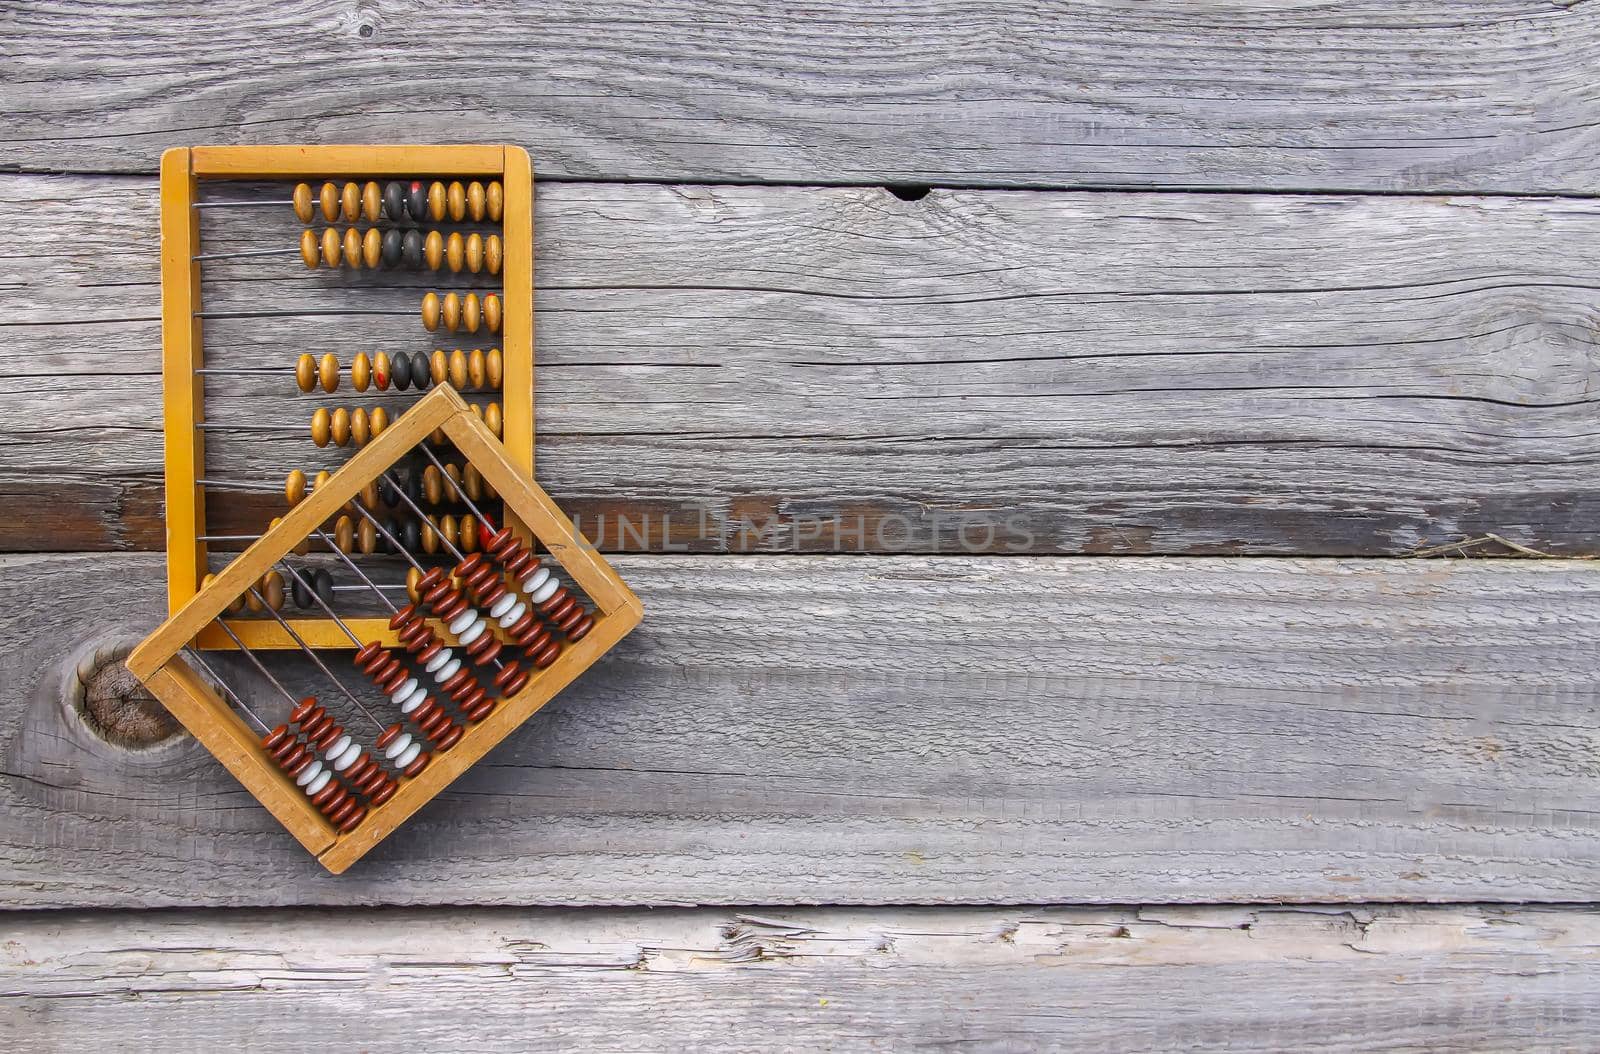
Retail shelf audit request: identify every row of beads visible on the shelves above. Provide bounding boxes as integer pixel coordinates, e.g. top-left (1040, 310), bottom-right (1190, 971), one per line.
top-left (263, 723), bottom-right (367, 832)
top-left (483, 525), bottom-right (597, 642)
top-left (292, 180), bottom-right (504, 225)
top-left (293, 348), bottom-right (504, 394)
top-left (421, 291), bottom-right (501, 334)
top-left (285, 461), bottom-right (496, 510)
top-left (300, 227), bottom-right (504, 275)
top-left (310, 402), bottom-right (502, 447)
top-left (292, 699), bottom-right (406, 797)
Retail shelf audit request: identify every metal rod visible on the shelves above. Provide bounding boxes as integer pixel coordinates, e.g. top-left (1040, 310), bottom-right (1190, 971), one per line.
top-left (192, 200), bottom-right (290, 209)
top-left (182, 647), bottom-right (269, 733)
top-left (253, 589), bottom-right (382, 730)
top-left (195, 309), bottom-right (414, 320)
top-left (315, 539), bottom-right (404, 614)
top-left (193, 247), bottom-right (299, 261)
top-left (279, 560), bottom-right (375, 639)
top-left (196, 479), bottom-right (282, 492)
top-left (344, 503), bottom-right (434, 572)
top-left (213, 619), bottom-right (299, 708)
top-left (379, 473), bottom-right (468, 562)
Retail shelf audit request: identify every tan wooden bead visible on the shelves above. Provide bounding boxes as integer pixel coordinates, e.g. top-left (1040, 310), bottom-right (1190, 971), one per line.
top-left (487, 181), bottom-right (503, 222)
top-left (341, 181), bottom-right (360, 222)
top-left (430, 349), bottom-right (448, 385)
top-left (351, 352), bottom-right (371, 392)
top-left (299, 229), bottom-right (319, 269)
top-left (484, 293), bottom-right (502, 334)
top-left (350, 406), bottom-right (370, 447)
top-left (320, 227), bottom-right (341, 268)
top-left (486, 348), bottom-right (503, 390)
top-left (330, 407), bottom-right (351, 447)
top-left (428, 181), bottom-right (446, 221)
top-left (370, 406), bottom-right (390, 436)
top-left (358, 517), bottom-right (377, 555)
top-left (373, 351), bottom-right (392, 390)
top-left (467, 181), bottom-right (486, 222)
top-left (318, 352), bottom-right (339, 393)
top-left (461, 515), bottom-right (479, 553)
top-left (438, 514), bottom-right (458, 550)
top-left (362, 181), bottom-right (381, 222)
top-left (484, 401), bottom-right (503, 439)
top-left (245, 583), bottom-right (264, 612)
top-left (424, 230), bottom-right (443, 271)
top-left (430, 426), bottom-right (448, 446)
top-left (334, 514), bottom-right (354, 553)
top-left (362, 226), bottom-right (382, 269)
top-left (486, 234), bottom-right (502, 276)
top-left (439, 292), bottom-right (459, 332)
top-left (406, 566), bottom-right (424, 604)
top-left (319, 181), bottom-right (339, 222)
top-left (459, 464), bottom-right (480, 502)
top-left (357, 479), bottom-right (380, 510)
top-left (447, 181), bottom-right (466, 222)
top-left (446, 231), bottom-right (465, 273)
top-left (464, 232), bottom-right (483, 274)
top-left (292, 183), bottom-right (314, 224)
top-left (295, 353), bottom-right (316, 394)
top-left (444, 461), bottom-right (463, 493)
top-left (422, 464), bottom-right (443, 505)
top-left (468, 402), bottom-right (482, 423)
top-left (342, 227), bottom-right (361, 269)
top-left (421, 292), bottom-right (441, 331)
top-left (467, 348), bottom-right (487, 390)
top-left (448, 349), bottom-right (468, 389)
top-left (421, 519), bottom-right (438, 555)
top-left (284, 469), bottom-right (307, 506)
top-left (310, 407), bottom-right (332, 447)
top-left (261, 570), bottom-right (286, 611)
top-left (462, 293), bottom-right (480, 333)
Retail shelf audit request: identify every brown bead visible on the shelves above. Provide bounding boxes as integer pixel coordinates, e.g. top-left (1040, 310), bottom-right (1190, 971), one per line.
top-left (350, 406), bottom-right (370, 447)
top-left (462, 293), bottom-right (481, 333)
top-left (430, 349), bottom-right (448, 386)
top-left (485, 348), bottom-right (503, 391)
top-left (487, 181), bottom-right (503, 222)
top-left (444, 461), bottom-right (463, 493)
top-left (341, 182), bottom-right (360, 222)
top-left (330, 406), bottom-right (351, 447)
top-left (311, 778), bottom-right (342, 809)
top-left (358, 517), bottom-right (377, 555)
top-left (465, 232), bottom-right (484, 274)
top-left (362, 226), bottom-right (382, 269)
top-left (370, 406), bottom-right (390, 436)
top-left (373, 351), bottom-right (391, 391)
top-left (447, 180), bottom-right (466, 221)
top-left (530, 638), bottom-right (562, 669)
top-left (290, 697), bottom-right (321, 725)
top-left (421, 292), bottom-right (441, 331)
top-left (467, 181), bottom-right (486, 221)
top-left (486, 234), bottom-right (503, 276)
top-left (351, 352), bottom-right (371, 392)
top-left (461, 515), bottom-right (479, 553)
top-left (404, 754), bottom-right (430, 779)
top-left (362, 181), bottom-right (381, 222)
top-left (294, 353), bottom-right (316, 394)
top-left (430, 426), bottom-right (449, 446)
top-left (424, 230), bottom-right (443, 271)
top-left (317, 226), bottom-right (340, 268)
top-left (377, 723), bottom-right (405, 751)
top-left (337, 806), bottom-right (367, 833)
top-left (299, 228), bottom-right (319, 269)
top-left (427, 180), bottom-right (446, 222)
top-left (439, 514), bottom-right (458, 550)
top-left (421, 519), bottom-right (438, 555)
top-left (484, 401), bottom-right (503, 439)
top-left (357, 479), bottom-right (379, 510)
top-left (334, 514), bottom-right (355, 553)
top-left (318, 352), bottom-right (339, 393)
top-left (369, 782), bottom-right (397, 807)
top-left (567, 612), bottom-right (595, 641)
top-left (434, 724), bottom-right (464, 752)
top-left (319, 182), bottom-right (339, 222)
top-left (495, 662), bottom-right (528, 695)
top-left (310, 407), bottom-right (332, 447)
top-left (448, 349), bottom-right (468, 390)
top-left (445, 231), bottom-right (464, 273)
top-left (422, 464), bottom-right (443, 505)
top-left (314, 469), bottom-right (332, 496)
top-left (354, 641), bottom-right (387, 671)
top-left (261, 570), bottom-right (285, 611)
top-left (389, 602), bottom-right (422, 632)
top-left (292, 183), bottom-right (314, 224)
top-left (466, 348), bottom-right (486, 390)
top-left (406, 566), bottom-right (424, 605)
top-left (484, 293), bottom-right (502, 334)
top-left (342, 226), bottom-right (361, 269)
top-left (442, 292), bottom-right (461, 332)
top-left (463, 464), bottom-right (484, 503)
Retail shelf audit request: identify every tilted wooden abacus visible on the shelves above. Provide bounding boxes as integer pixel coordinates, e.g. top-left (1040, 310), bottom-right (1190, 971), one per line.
top-left (130, 145), bottom-right (642, 871)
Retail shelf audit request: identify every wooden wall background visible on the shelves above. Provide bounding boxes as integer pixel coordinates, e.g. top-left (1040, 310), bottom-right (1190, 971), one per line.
top-left (3, 1), bottom-right (1599, 1048)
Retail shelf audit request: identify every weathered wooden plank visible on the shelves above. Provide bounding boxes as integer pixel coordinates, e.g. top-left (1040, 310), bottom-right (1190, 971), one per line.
top-left (4, 904), bottom-right (1598, 1052)
top-left (2, 1), bottom-right (1598, 194)
top-left (4, 552), bottom-right (1599, 908)
top-left (6, 175), bottom-right (1600, 556)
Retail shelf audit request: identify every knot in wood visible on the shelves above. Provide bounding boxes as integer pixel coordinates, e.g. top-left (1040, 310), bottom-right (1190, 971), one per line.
top-left (75, 645), bottom-right (182, 749)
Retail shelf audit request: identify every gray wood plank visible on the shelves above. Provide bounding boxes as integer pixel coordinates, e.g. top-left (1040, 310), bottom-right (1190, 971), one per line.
top-left (4, 551), bottom-right (1599, 908)
top-left (4, 903), bottom-right (1598, 1052)
top-left (6, 175), bottom-right (1600, 556)
top-left (2, 1), bottom-right (1598, 193)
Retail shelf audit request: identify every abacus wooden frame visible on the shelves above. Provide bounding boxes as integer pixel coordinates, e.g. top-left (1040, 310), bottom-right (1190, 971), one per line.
top-left (161, 144), bottom-right (536, 648)
top-left (127, 386), bottom-right (642, 873)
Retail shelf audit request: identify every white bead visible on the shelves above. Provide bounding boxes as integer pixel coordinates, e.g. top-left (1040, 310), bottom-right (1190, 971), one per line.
top-left (323, 733), bottom-right (352, 763)
top-left (425, 648), bottom-right (452, 673)
top-left (305, 769), bottom-right (332, 796)
top-left (497, 600), bottom-right (526, 629)
top-left (333, 739), bottom-right (362, 771)
top-left (398, 683), bottom-right (427, 713)
top-left (395, 741), bottom-right (423, 769)
top-left (457, 617), bottom-right (487, 646)
top-left (383, 732), bottom-right (414, 760)
top-left (448, 609), bottom-right (478, 635)
top-left (388, 677), bottom-right (419, 704)
top-left (490, 593), bottom-right (517, 619)
top-left (295, 758), bottom-right (324, 787)
top-left (527, 575), bottom-right (559, 604)
top-left (519, 566), bottom-right (550, 594)
top-left (435, 657), bottom-right (461, 682)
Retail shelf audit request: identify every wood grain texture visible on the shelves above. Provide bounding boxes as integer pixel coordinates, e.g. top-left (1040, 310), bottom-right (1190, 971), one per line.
top-left (6, 175), bottom-right (1600, 556)
top-left (2, 1), bottom-right (1598, 193)
top-left (4, 904), bottom-right (1599, 1052)
top-left (5, 551), bottom-right (1599, 909)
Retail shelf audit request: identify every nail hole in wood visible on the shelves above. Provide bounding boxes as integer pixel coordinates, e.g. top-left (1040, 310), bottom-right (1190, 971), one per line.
top-left (885, 184), bottom-right (931, 202)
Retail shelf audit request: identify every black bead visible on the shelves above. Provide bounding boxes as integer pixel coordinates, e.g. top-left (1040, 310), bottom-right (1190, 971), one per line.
top-left (381, 468), bottom-right (405, 508)
top-left (402, 517), bottom-right (422, 553)
top-left (314, 569), bottom-right (335, 608)
top-left (406, 181), bottom-right (428, 222)
top-left (290, 570), bottom-right (312, 609)
top-left (401, 229), bottom-right (423, 269)
top-left (382, 519), bottom-right (401, 554)
top-left (381, 228), bottom-right (402, 268)
top-left (383, 181), bottom-right (406, 221)
top-left (406, 467), bottom-right (424, 507)
top-left (391, 352), bottom-right (412, 390)
top-left (409, 350), bottom-right (432, 390)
